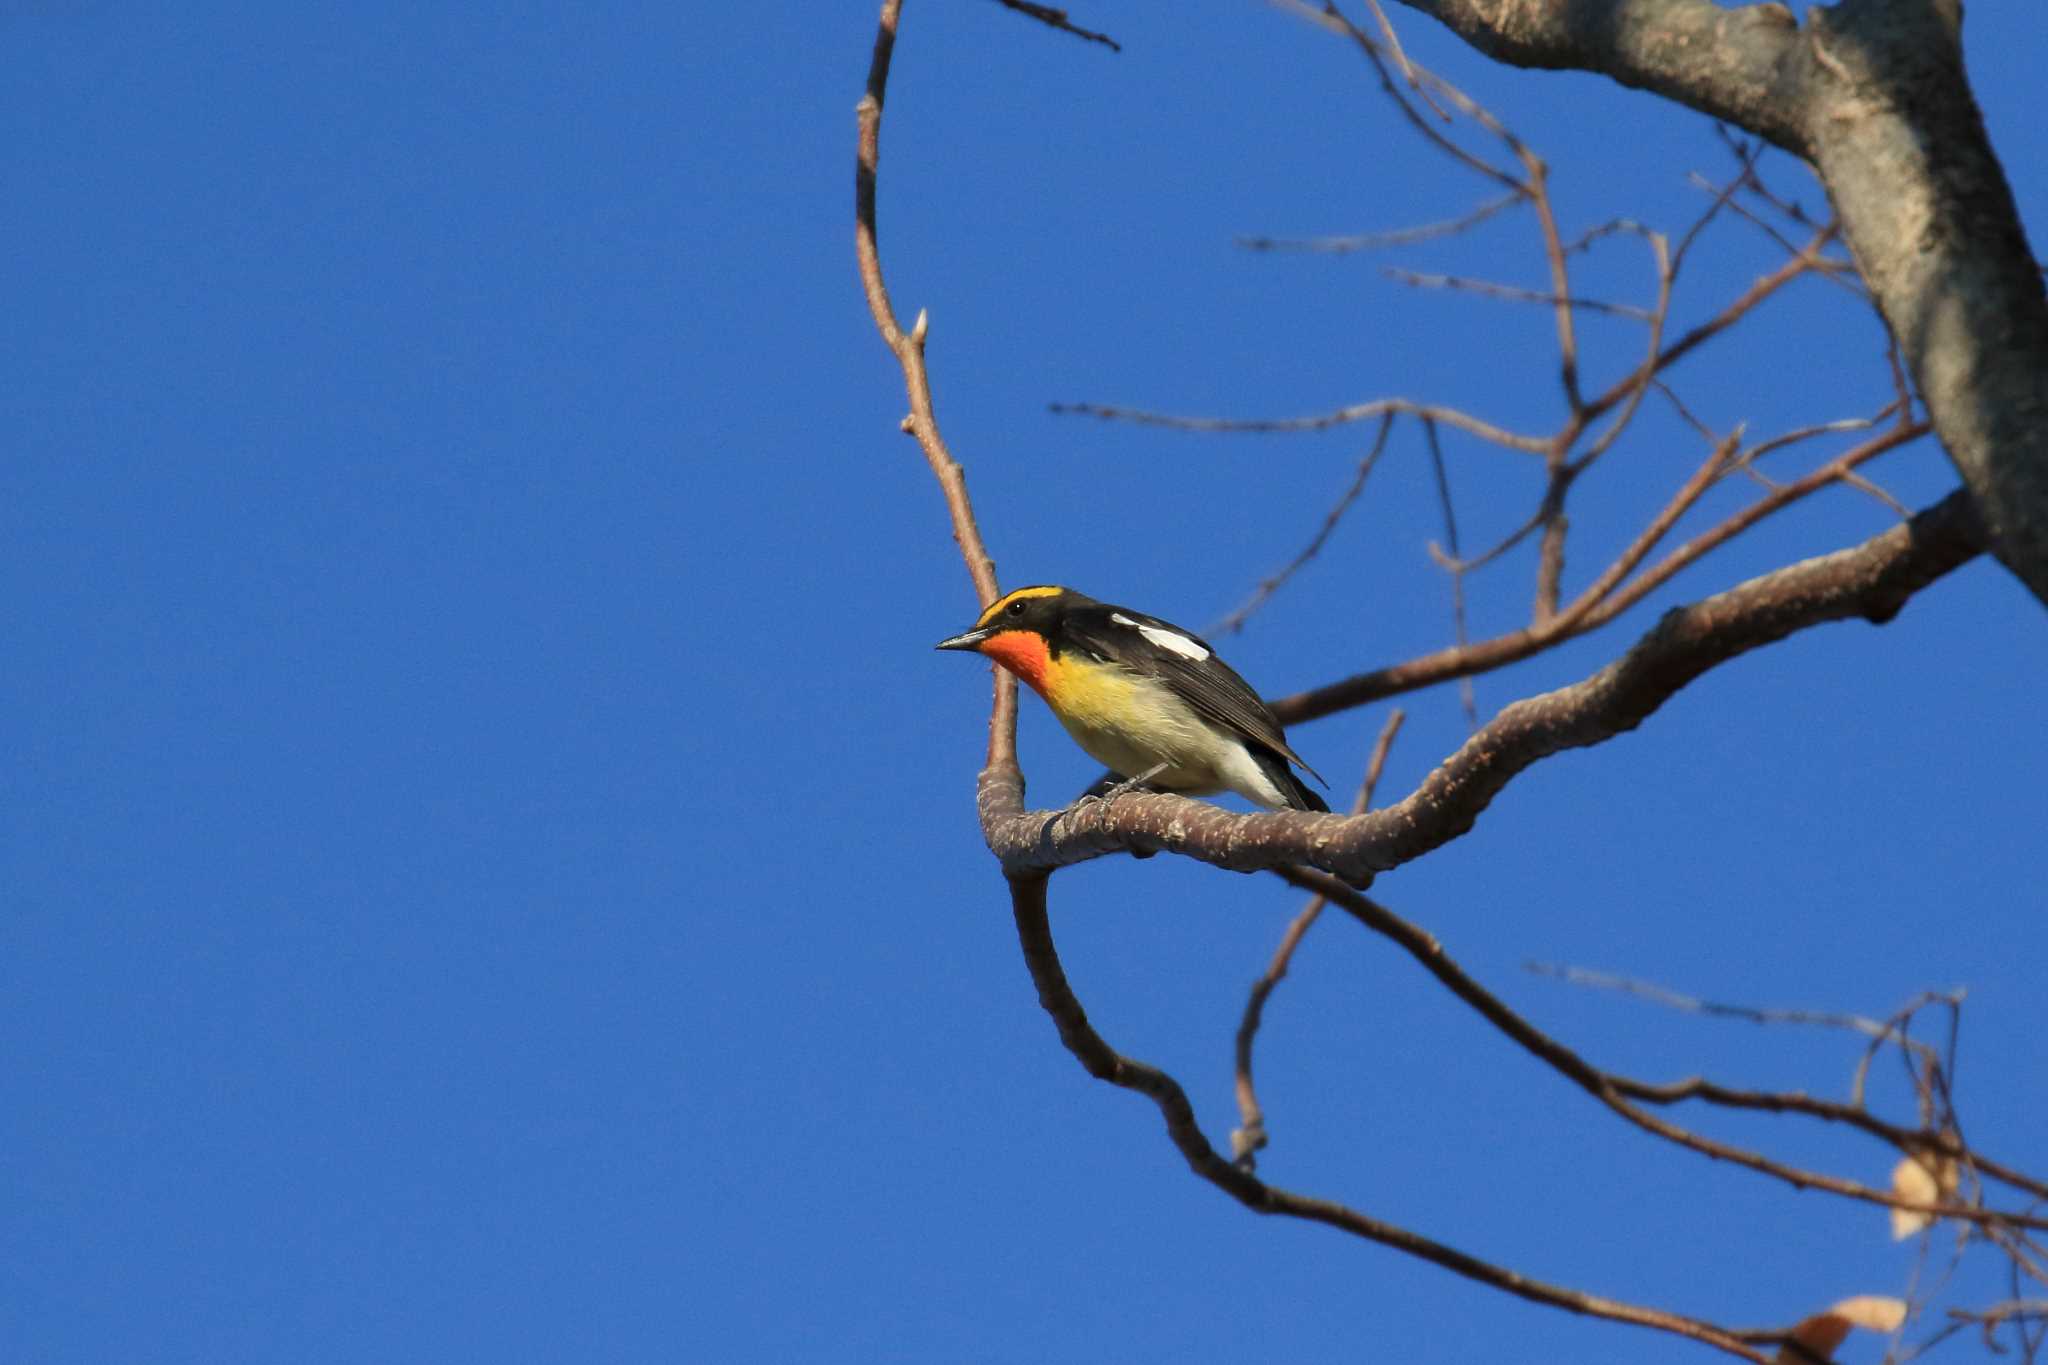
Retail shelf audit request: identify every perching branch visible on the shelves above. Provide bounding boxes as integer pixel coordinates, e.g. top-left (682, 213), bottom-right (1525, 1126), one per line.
top-left (858, 1), bottom-right (2040, 1356)
top-left (977, 488), bottom-right (1984, 885)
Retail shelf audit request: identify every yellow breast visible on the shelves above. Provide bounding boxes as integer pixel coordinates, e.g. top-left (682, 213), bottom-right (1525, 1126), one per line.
top-left (1040, 655), bottom-right (1228, 794)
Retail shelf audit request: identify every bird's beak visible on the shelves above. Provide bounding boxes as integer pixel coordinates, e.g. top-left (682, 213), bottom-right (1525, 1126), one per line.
top-left (934, 627), bottom-right (991, 652)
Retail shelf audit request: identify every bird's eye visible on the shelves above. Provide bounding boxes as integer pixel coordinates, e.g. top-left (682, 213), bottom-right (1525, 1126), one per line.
top-left (1007, 600), bottom-right (1026, 616)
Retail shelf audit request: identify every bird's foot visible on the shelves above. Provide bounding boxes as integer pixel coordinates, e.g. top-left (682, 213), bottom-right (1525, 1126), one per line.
top-left (1073, 763), bottom-right (1169, 809)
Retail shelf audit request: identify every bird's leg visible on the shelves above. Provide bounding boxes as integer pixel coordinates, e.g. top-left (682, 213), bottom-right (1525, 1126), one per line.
top-left (1056, 765), bottom-right (1171, 861)
top-left (1075, 763), bottom-right (1170, 807)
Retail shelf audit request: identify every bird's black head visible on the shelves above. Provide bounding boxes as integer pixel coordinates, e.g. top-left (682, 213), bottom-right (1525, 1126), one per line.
top-left (933, 585), bottom-right (1095, 652)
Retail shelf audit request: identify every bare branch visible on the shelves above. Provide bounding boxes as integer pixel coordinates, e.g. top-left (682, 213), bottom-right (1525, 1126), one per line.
top-left (1273, 419), bottom-right (1928, 722)
top-left (1059, 228), bottom-right (1828, 466)
top-left (1009, 870), bottom-right (1772, 1362)
top-left (1582, 226), bottom-right (1835, 425)
top-left (857, 1), bottom-right (1015, 767)
top-left (1527, 156), bottom-right (1585, 414)
top-left (1051, 397), bottom-right (1549, 454)
top-left (977, 488), bottom-right (1983, 884)
top-left (1525, 961), bottom-right (1943, 1050)
top-left (1237, 189), bottom-right (1524, 253)
top-left (1357, 0), bottom-right (1448, 118)
top-left (1801, 1), bottom-right (2048, 606)
top-left (1422, 419), bottom-right (1480, 723)
top-left (1280, 0), bottom-right (1522, 189)
top-left (1276, 867), bottom-right (2048, 1231)
top-left (1231, 709), bottom-right (1406, 1168)
top-left (1383, 0), bottom-right (2048, 605)
top-left (1383, 268), bottom-right (1655, 320)
top-left (1384, 0), bottom-right (1810, 153)
top-left (985, 0), bottom-right (1120, 50)
top-left (1686, 171), bottom-right (1864, 293)
top-left (1215, 416), bottom-right (1396, 635)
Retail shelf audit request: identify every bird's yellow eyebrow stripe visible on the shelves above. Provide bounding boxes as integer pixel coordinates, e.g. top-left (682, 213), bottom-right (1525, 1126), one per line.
top-left (972, 585), bottom-right (1064, 630)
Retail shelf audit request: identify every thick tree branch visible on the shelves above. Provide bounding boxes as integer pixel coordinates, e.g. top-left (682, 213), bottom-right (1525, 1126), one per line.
top-left (979, 490), bottom-right (1983, 884)
top-left (1799, 0), bottom-right (2048, 608)
top-left (1386, 0), bottom-right (2048, 606)
top-left (1389, 0), bottom-right (1810, 151)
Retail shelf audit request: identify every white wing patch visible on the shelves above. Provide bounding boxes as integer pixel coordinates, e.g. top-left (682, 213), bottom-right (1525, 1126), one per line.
top-left (1111, 612), bottom-right (1210, 661)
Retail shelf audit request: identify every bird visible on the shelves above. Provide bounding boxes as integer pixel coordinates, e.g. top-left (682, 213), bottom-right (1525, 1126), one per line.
top-left (935, 585), bottom-right (1328, 812)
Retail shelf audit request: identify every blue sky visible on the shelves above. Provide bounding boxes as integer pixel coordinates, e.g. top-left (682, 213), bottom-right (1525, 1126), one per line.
top-left (4, 3), bottom-right (2043, 1362)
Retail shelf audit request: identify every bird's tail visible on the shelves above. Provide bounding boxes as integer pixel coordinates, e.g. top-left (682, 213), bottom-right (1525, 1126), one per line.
top-left (1255, 751), bottom-right (1329, 812)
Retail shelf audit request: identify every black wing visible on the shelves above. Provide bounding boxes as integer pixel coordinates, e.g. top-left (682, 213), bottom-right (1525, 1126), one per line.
top-left (1064, 604), bottom-right (1326, 787)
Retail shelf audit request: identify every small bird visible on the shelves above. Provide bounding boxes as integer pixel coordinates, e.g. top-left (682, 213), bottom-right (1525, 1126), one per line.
top-left (936, 585), bottom-right (1328, 812)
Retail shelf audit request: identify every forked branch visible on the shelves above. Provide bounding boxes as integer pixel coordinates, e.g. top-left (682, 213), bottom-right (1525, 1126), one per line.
top-left (1008, 871), bottom-right (1776, 1362)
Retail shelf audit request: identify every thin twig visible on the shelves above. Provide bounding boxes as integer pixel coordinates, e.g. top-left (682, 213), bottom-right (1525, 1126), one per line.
top-left (1357, 0), bottom-right (1448, 119)
top-left (1050, 398), bottom-right (1549, 454)
top-left (1278, 0), bottom-right (1521, 189)
top-left (1562, 217), bottom-right (1657, 255)
top-left (1277, 868), bottom-right (2048, 1233)
top-left (1569, 230), bottom-right (1674, 476)
top-left (1526, 153), bottom-right (1584, 415)
top-left (1215, 415), bottom-right (1395, 635)
top-left (1556, 430), bottom-right (1739, 629)
top-left (1524, 962), bottom-right (1948, 1068)
top-left (1383, 268), bottom-right (1654, 319)
top-left (1011, 871), bottom-right (1771, 1362)
top-left (857, 2), bottom-right (1013, 762)
top-left (1269, 420), bottom-right (1931, 724)
top-left (1422, 419), bottom-right (1479, 724)
top-left (1582, 226), bottom-right (1837, 423)
top-left (1671, 143), bottom-right (1760, 275)
top-left (986, 0), bottom-right (1120, 50)
top-left (1231, 709), bottom-right (1406, 1168)
top-left (1237, 190), bottom-right (1524, 253)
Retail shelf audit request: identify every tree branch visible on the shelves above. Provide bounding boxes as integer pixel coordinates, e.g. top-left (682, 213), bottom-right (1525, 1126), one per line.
top-left (1388, 0), bottom-right (1809, 151)
top-left (978, 490), bottom-right (1983, 884)
top-left (1800, 0), bottom-right (2048, 608)
top-left (1274, 415), bottom-right (1925, 723)
top-left (1387, 0), bottom-right (2048, 607)
top-left (1274, 867), bottom-right (2048, 1232)
top-left (1008, 871), bottom-right (1772, 1362)
top-left (857, 0), bottom-right (1019, 770)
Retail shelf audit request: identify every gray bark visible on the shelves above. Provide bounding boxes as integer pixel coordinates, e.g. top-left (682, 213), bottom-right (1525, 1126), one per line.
top-left (1395, 0), bottom-right (2048, 607)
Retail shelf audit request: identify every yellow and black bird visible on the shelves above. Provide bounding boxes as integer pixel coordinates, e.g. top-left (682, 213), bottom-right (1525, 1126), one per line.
top-left (936, 585), bottom-right (1328, 812)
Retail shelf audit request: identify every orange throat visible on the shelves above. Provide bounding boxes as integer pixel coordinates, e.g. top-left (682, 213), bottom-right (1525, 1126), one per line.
top-left (978, 630), bottom-right (1054, 697)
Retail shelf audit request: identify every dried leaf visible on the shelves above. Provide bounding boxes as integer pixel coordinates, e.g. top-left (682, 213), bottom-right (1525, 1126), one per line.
top-left (1774, 1296), bottom-right (1908, 1363)
top-left (1888, 1152), bottom-right (1958, 1240)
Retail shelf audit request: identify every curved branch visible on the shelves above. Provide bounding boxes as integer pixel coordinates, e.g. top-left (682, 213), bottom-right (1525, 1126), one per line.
top-left (857, 0), bottom-right (1019, 769)
top-left (1008, 871), bottom-right (1771, 1362)
top-left (979, 490), bottom-right (1983, 884)
top-left (1274, 867), bottom-right (2048, 1231)
top-left (1389, 0), bottom-right (1809, 151)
